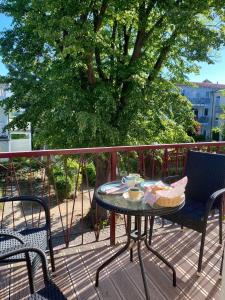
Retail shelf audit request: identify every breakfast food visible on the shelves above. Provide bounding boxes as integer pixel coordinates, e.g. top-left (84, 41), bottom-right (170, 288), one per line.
top-left (143, 177), bottom-right (187, 207)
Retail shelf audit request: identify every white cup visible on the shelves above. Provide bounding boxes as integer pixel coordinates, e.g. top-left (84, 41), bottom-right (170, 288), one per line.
top-left (122, 175), bottom-right (137, 187)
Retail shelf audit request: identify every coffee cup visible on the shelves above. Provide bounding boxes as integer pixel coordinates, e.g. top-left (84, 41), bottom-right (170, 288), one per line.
top-left (128, 187), bottom-right (142, 200)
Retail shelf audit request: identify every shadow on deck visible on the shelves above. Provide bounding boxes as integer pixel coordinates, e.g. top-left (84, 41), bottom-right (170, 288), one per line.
top-left (0, 220), bottom-right (223, 300)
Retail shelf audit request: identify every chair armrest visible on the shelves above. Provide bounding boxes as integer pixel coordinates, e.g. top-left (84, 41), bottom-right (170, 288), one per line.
top-left (0, 229), bottom-right (26, 244)
top-left (0, 196), bottom-right (51, 230)
top-left (0, 244), bottom-right (50, 282)
top-left (0, 243), bottom-right (46, 260)
top-left (210, 188), bottom-right (225, 203)
top-left (203, 188), bottom-right (225, 220)
top-left (162, 175), bottom-right (181, 184)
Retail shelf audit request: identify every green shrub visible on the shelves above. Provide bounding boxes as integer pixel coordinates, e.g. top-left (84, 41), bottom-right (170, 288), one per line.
top-left (50, 158), bottom-right (82, 201)
top-left (212, 127), bottom-right (221, 141)
top-left (193, 134), bottom-right (206, 142)
top-left (84, 162), bottom-right (96, 187)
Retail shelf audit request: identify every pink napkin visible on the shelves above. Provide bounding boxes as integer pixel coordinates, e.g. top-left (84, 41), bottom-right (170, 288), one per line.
top-left (143, 177), bottom-right (188, 205)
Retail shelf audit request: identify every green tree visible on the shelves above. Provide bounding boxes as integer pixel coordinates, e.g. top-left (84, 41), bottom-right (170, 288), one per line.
top-left (211, 127), bottom-right (221, 141)
top-left (219, 104), bottom-right (225, 140)
top-left (0, 0), bottom-right (224, 148)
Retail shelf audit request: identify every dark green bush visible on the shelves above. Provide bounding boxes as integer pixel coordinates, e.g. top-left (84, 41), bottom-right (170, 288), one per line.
top-left (50, 158), bottom-right (82, 201)
top-left (84, 162), bottom-right (96, 187)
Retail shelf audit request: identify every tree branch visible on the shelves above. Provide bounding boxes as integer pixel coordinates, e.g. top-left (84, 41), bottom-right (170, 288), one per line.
top-left (147, 28), bottom-right (179, 82)
top-left (110, 20), bottom-right (117, 81)
top-left (130, 0), bottom-right (157, 64)
top-left (86, 0), bottom-right (109, 85)
top-left (87, 53), bottom-right (96, 85)
top-left (123, 25), bottom-right (132, 56)
top-left (94, 0), bottom-right (109, 32)
top-left (95, 47), bottom-right (106, 80)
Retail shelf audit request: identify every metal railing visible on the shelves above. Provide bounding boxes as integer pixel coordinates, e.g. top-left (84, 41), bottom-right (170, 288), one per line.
top-left (0, 141), bottom-right (225, 248)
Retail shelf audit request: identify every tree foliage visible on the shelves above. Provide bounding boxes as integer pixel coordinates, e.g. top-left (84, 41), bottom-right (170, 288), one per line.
top-left (0, 0), bottom-right (225, 148)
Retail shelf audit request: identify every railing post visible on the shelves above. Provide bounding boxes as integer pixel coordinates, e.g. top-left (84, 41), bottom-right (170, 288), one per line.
top-left (110, 151), bottom-right (117, 245)
top-left (163, 148), bottom-right (169, 177)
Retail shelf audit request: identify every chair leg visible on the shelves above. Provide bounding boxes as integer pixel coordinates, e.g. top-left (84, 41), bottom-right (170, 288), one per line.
top-left (219, 201), bottom-right (223, 245)
top-left (149, 216), bottom-right (155, 245)
top-left (25, 252), bottom-right (35, 294)
top-left (48, 238), bottom-right (55, 272)
top-left (197, 229), bottom-right (206, 275)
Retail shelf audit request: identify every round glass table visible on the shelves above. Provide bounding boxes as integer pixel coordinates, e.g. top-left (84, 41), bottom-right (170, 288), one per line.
top-left (94, 181), bottom-right (185, 300)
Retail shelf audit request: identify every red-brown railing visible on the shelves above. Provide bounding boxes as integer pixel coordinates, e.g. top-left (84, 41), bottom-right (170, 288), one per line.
top-left (0, 141), bottom-right (225, 248)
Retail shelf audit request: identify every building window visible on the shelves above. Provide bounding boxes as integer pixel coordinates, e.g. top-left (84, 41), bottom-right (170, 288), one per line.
top-left (194, 109), bottom-right (198, 118)
top-left (216, 96), bottom-right (220, 105)
top-left (204, 108), bottom-right (208, 116)
top-left (203, 129), bottom-right (206, 137)
top-left (206, 92), bottom-right (210, 98)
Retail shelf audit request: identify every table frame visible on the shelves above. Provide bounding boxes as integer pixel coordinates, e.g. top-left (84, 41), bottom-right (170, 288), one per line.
top-left (95, 215), bottom-right (176, 300)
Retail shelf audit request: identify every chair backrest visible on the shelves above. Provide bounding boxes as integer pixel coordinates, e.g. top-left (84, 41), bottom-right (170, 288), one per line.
top-left (184, 150), bottom-right (225, 207)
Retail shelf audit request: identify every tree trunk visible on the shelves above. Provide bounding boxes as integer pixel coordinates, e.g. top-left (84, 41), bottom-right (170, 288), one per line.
top-left (92, 155), bottom-right (111, 222)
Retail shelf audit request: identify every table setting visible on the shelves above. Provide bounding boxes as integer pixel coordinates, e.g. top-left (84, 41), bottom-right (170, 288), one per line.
top-left (98, 173), bottom-right (187, 208)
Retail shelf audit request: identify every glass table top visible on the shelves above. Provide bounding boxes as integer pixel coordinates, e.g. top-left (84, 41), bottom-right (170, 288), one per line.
top-left (95, 181), bottom-right (185, 216)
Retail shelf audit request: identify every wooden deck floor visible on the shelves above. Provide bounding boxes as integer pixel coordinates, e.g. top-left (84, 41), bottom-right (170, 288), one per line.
top-left (0, 220), bottom-right (223, 300)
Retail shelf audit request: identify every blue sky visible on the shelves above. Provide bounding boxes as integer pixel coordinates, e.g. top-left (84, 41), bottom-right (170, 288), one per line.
top-left (0, 13), bottom-right (225, 83)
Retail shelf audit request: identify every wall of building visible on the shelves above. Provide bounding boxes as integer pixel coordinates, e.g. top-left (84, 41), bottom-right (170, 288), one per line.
top-left (179, 82), bottom-right (225, 139)
top-left (214, 90), bottom-right (225, 140)
top-left (0, 107), bottom-right (8, 137)
top-left (0, 84), bottom-right (32, 152)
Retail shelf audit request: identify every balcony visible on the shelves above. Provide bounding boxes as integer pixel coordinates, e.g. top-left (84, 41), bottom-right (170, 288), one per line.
top-left (0, 134), bottom-right (8, 141)
top-left (0, 142), bottom-right (224, 299)
top-left (197, 116), bottom-right (209, 124)
top-left (190, 98), bottom-right (210, 106)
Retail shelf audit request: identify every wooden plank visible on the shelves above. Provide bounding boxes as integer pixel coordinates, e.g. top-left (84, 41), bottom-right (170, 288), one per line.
top-left (9, 264), bottom-right (30, 300)
top-left (0, 218), bottom-right (222, 300)
top-left (0, 264), bottom-right (11, 300)
top-left (64, 245), bottom-right (101, 300)
top-left (89, 243), bottom-right (125, 300)
top-left (150, 226), bottom-right (222, 300)
top-left (110, 244), bottom-right (182, 300)
top-left (102, 244), bottom-right (145, 300)
top-left (51, 251), bottom-right (76, 300)
top-left (8, 252), bottom-right (74, 300)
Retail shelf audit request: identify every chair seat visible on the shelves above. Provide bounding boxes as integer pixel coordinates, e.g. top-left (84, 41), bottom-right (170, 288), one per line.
top-left (0, 227), bottom-right (47, 263)
top-left (163, 199), bottom-right (206, 232)
top-left (27, 281), bottom-right (67, 300)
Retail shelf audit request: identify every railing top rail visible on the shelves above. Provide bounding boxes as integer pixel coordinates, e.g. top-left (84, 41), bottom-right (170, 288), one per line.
top-left (0, 142), bottom-right (225, 158)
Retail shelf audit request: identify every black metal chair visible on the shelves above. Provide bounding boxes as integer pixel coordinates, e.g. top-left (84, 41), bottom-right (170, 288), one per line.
top-left (0, 195), bottom-right (55, 293)
top-left (0, 239), bottom-right (50, 294)
top-left (149, 150), bottom-right (225, 275)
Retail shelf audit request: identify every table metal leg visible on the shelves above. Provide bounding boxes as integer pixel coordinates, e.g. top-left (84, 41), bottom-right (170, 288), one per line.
top-left (95, 215), bottom-right (131, 287)
top-left (144, 239), bottom-right (176, 287)
top-left (137, 216), bottom-right (150, 300)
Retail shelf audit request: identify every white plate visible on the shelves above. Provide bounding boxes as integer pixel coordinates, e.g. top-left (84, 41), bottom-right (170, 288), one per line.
top-left (139, 180), bottom-right (160, 189)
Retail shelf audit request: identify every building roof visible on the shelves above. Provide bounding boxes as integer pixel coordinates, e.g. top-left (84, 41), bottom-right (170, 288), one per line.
top-left (192, 81), bottom-right (225, 89)
top-left (179, 80), bottom-right (225, 89)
